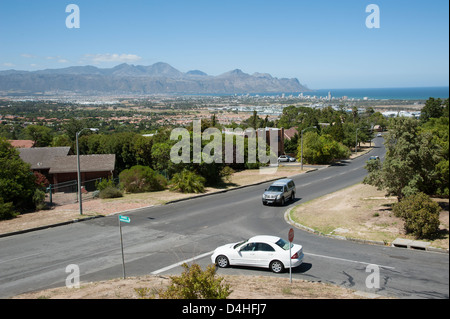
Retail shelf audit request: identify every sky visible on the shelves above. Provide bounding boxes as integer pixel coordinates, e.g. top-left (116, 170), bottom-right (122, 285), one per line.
top-left (0, 0), bottom-right (448, 89)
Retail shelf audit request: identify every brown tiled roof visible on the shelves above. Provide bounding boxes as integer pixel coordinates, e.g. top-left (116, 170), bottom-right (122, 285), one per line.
top-left (9, 140), bottom-right (35, 148)
top-left (18, 147), bottom-right (72, 170)
top-left (284, 127), bottom-right (298, 140)
top-left (49, 154), bottom-right (116, 174)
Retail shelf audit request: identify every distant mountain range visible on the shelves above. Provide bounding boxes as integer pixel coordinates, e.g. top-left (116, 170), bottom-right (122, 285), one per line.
top-left (0, 62), bottom-right (309, 95)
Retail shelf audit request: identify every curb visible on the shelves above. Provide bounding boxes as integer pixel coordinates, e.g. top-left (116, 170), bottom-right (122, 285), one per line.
top-left (165, 175), bottom-right (287, 205)
top-left (0, 175), bottom-right (291, 239)
top-left (284, 206), bottom-right (449, 255)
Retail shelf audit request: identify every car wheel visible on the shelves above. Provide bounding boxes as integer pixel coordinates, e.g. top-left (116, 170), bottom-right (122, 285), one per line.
top-left (291, 192), bottom-right (295, 201)
top-left (216, 255), bottom-right (229, 268)
top-left (270, 260), bottom-right (285, 273)
top-left (280, 197), bottom-right (285, 206)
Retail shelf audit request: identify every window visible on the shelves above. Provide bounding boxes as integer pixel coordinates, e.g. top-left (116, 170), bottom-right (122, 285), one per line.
top-left (256, 243), bottom-right (275, 252)
top-left (275, 238), bottom-right (293, 250)
top-left (240, 243), bottom-right (257, 251)
top-left (267, 185), bottom-right (283, 192)
top-left (234, 240), bottom-right (248, 249)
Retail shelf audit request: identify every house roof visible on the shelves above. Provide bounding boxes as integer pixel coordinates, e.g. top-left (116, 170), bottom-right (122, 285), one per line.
top-left (9, 140), bottom-right (35, 148)
top-left (49, 154), bottom-right (116, 174)
top-left (18, 147), bottom-right (72, 170)
top-left (284, 127), bottom-right (298, 140)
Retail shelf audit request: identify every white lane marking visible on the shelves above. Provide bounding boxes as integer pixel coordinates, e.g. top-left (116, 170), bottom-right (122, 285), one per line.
top-left (305, 252), bottom-right (395, 270)
top-left (150, 250), bottom-right (396, 276)
top-left (151, 251), bottom-right (214, 275)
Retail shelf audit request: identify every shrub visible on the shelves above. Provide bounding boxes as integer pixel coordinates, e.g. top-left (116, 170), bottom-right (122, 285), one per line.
top-left (158, 263), bottom-right (232, 299)
top-left (96, 177), bottom-right (116, 191)
top-left (33, 188), bottom-right (47, 211)
top-left (170, 169), bottom-right (206, 193)
top-left (119, 165), bottom-right (167, 193)
top-left (393, 192), bottom-right (441, 239)
top-left (220, 166), bottom-right (234, 183)
top-left (34, 171), bottom-right (49, 189)
top-left (0, 198), bottom-right (17, 220)
top-left (99, 186), bottom-right (123, 199)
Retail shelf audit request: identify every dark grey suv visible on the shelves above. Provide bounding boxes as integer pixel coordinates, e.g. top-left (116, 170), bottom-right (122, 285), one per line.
top-left (262, 179), bottom-right (296, 206)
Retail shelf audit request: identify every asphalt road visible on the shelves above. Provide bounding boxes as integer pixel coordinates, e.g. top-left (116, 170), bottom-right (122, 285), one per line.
top-left (0, 137), bottom-right (448, 299)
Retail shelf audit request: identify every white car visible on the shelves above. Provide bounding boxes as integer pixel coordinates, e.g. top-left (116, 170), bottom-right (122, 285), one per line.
top-left (211, 235), bottom-right (304, 273)
top-left (278, 155), bottom-right (296, 162)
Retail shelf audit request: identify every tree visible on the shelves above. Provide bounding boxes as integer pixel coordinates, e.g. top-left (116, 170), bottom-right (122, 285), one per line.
top-left (278, 105), bottom-right (299, 129)
top-left (420, 98), bottom-right (444, 122)
top-left (79, 132), bottom-right (139, 172)
top-left (298, 132), bottom-right (350, 164)
top-left (51, 134), bottom-right (72, 147)
top-left (393, 192), bottom-right (441, 239)
top-left (327, 116), bottom-right (345, 143)
top-left (0, 138), bottom-right (37, 213)
top-left (363, 117), bottom-right (441, 200)
top-left (151, 142), bottom-right (172, 172)
top-left (420, 117), bottom-right (449, 197)
top-left (25, 125), bottom-right (53, 147)
top-left (133, 135), bottom-right (154, 168)
top-left (64, 118), bottom-right (85, 142)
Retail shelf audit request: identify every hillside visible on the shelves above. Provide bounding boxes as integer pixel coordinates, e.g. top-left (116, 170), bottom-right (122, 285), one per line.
top-left (0, 62), bottom-right (309, 95)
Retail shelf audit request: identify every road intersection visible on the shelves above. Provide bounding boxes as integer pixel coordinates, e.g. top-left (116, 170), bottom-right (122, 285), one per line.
top-left (0, 137), bottom-right (448, 299)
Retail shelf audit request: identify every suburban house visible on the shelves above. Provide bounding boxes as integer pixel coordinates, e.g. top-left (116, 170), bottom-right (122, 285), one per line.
top-left (222, 127), bottom-right (285, 156)
top-left (49, 154), bottom-right (116, 188)
top-left (18, 147), bottom-right (73, 179)
top-left (16, 147), bottom-right (115, 192)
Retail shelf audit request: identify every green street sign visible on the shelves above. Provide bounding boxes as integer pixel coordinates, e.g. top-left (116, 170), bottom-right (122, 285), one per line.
top-left (119, 215), bottom-right (131, 223)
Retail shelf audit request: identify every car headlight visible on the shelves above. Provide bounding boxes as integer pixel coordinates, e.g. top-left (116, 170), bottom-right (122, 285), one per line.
top-left (276, 194), bottom-right (281, 199)
top-left (262, 194), bottom-right (266, 199)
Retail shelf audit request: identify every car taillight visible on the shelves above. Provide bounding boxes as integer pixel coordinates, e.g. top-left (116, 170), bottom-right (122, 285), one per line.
top-left (291, 252), bottom-right (298, 259)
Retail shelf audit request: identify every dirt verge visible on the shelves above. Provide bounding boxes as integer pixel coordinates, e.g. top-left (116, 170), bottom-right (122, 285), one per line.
top-left (12, 273), bottom-right (377, 299)
top-left (289, 183), bottom-right (449, 250)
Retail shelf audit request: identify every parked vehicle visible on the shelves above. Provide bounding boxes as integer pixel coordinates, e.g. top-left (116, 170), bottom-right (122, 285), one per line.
top-left (278, 155), bottom-right (296, 162)
top-left (262, 178), bottom-right (296, 206)
top-left (211, 235), bottom-right (304, 273)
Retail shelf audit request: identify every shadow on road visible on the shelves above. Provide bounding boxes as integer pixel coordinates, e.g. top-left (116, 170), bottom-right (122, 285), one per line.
top-left (222, 262), bottom-right (312, 275)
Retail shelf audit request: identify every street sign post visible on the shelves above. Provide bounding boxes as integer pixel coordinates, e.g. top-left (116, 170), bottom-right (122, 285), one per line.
top-left (288, 228), bottom-right (294, 283)
top-left (119, 215), bottom-right (131, 223)
top-left (118, 215), bottom-right (131, 279)
top-left (288, 228), bottom-right (294, 243)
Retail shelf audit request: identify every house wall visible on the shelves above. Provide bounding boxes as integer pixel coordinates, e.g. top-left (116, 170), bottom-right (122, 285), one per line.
top-left (52, 171), bottom-right (113, 192)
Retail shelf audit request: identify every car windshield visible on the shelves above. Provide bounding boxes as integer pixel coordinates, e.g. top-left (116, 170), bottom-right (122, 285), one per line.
top-left (233, 240), bottom-right (248, 249)
top-left (267, 185), bottom-right (283, 192)
top-left (275, 238), bottom-right (293, 250)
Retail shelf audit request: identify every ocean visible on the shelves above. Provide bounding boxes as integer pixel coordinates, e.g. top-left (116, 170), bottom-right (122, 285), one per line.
top-left (306, 86), bottom-right (449, 101)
